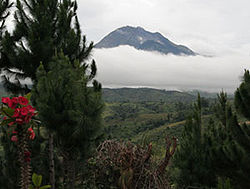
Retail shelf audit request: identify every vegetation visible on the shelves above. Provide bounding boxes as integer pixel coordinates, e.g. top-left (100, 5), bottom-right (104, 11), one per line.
top-left (0, 0), bottom-right (95, 94)
top-left (84, 138), bottom-right (176, 189)
top-left (103, 88), bottom-right (196, 103)
top-left (0, 0), bottom-right (250, 189)
top-left (32, 53), bottom-right (103, 188)
top-left (0, 0), bottom-right (102, 188)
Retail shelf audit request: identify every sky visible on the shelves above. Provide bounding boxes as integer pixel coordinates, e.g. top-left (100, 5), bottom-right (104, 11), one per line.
top-left (76, 0), bottom-right (250, 93)
top-left (6, 0), bottom-right (250, 93)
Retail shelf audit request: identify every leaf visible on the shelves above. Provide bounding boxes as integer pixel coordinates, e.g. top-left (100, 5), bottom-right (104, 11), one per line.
top-left (0, 119), bottom-right (13, 126)
top-left (2, 107), bottom-right (15, 116)
top-left (24, 93), bottom-right (31, 101)
top-left (37, 174), bottom-right (42, 186)
top-left (25, 93), bottom-right (32, 101)
top-left (32, 173), bottom-right (40, 187)
top-left (28, 185), bottom-right (34, 189)
top-left (40, 185), bottom-right (51, 189)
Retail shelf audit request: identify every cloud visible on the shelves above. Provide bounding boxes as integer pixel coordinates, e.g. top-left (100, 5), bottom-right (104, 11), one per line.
top-left (4, 0), bottom-right (250, 93)
top-left (78, 0), bottom-right (250, 56)
top-left (93, 46), bottom-right (250, 93)
top-left (77, 0), bottom-right (250, 93)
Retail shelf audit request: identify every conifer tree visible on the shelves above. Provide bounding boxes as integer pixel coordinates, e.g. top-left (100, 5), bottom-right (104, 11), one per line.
top-left (173, 94), bottom-right (216, 188)
top-left (0, 0), bottom-right (95, 94)
top-left (32, 53), bottom-right (103, 189)
top-left (1, 1), bottom-right (100, 188)
top-left (208, 89), bottom-right (250, 189)
top-left (0, 0), bottom-right (12, 63)
top-left (0, 2), bottom-right (18, 188)
top-left (235, 69), bottom-right (250, 120)
top-left (0, 0), bottom-right (12, 35)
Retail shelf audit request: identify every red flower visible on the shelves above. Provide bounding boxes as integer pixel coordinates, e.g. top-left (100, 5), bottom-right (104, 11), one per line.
top-left (20, 107), bottom-right (29, 116)
top-left (3, 116), bottom-right (7, 120)
top-left (25, 157), bottom-right (31, 162)
top-left (8, 100), bottom-right (15, 109)
top-left (2, 97), bottom-right (10, 104)
top-left (25, 158), bottom-right (31, 162)
top-left (24, 115), bottom-right (32, 123)
top-left (28, 128), bottom-right (35, 140)
top-left (11, 135), bottom-right (18, 142)
top-left (18, 96), bottom-right (29, 106)
top-left (2, 97), bottom-right (16, 108)
top-left (26, 105), bottom-right (36, 114)
top-left (13, 108), bottom-right (21, 118)
top-left (11, 97), bottom-right (18, 108)
top-left (24, 151), bottom-right (31, 157)
top-left (24, 151), bottom-right (31, 162)
top-left (16, 118), bottom-right (24, 125)
top-left (11, 97), bottom-right (18, 104)
top-left (8, 122), bottom-right (15, 126)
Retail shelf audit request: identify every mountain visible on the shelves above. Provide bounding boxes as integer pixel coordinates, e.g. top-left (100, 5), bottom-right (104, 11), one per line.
top-left (95, 26), bottom-right (196, 56)
top-left (102, 88), bottom-right (196, 102)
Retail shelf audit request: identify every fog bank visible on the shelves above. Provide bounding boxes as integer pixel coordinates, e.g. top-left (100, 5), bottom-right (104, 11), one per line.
top-left (93, 46), bottom-right (250, 93)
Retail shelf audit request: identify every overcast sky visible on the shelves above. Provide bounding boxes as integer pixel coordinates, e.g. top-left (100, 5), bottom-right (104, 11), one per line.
top-left (7, 0), bottom-right (250, 93)
top-left (75, 0), bottom-right (250, 93)
top-left (78, 0), bottom-right (250, 55)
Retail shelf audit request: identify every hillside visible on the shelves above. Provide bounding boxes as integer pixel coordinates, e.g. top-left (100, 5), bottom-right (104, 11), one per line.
top-left (102, 87), bottom-right (196, 102)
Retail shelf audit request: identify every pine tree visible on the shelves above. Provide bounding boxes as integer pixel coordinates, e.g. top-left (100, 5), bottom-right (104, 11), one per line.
top-left (0, 0), bottom-right (12, 62)
top-left (232, 69), bottom-right (250, 188)
top-left (0, 0), bottom-right (12, 34)
top-left (0, 0), bottom-right (94, 94)
top-left (235, 69), bottom-right (250, 120)
top-left (32, 53), bottom-right (103, 189)
top-left (1, 1), bottom-right (99, 188)
top-left (173, 94), bottom-right (216, 188)
top-left (208, 88), bottom-right (250, 189)
top-left (0, 3), bottom-right (16, 188)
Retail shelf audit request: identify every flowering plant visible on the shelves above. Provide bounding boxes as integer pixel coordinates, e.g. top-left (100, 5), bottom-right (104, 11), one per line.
top-left (0, 94), bottom-right (38, 189)
top-left (1, 95), bottom-right (37, 142)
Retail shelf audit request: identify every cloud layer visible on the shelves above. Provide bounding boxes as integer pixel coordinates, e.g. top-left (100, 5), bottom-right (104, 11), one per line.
top-left (94, 46), bottom-right (250, 93)
top-left (77, 0), bottom-right (250, 93)
top-left (78, 0), bottom-right (250, 56)
top-left (4, 0), bottom-right (250, 93)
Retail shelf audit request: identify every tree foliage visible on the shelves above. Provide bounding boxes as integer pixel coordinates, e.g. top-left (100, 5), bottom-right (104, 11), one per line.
top-left (32, 53), bottom-right (103, 188)
top-left (0, 0), bottom-right (95, 94)
top-left (0, 0), bottom-right (12, 33)
top-left (173, 94), bottom-right (216, 188)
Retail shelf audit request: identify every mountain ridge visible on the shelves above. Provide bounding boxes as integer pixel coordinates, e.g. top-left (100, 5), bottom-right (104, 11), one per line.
top-left (95, 26), bottom-right (196, 56)
top-left (102, 87), bottom-right (196, 102)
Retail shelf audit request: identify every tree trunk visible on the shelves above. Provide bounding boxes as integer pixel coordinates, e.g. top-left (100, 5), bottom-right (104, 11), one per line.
top-left (17, 125), bottom-right (31, 189)
top-left (68, 160), bottom-right (76, 189)
top-left (49, 133), bottom-right (55, 189)
top-left (62, 151), bottom-right (76, 189)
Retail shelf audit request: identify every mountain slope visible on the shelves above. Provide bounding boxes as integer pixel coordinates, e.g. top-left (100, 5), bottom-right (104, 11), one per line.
top-left (95, 26), bottom-right (195, 55)
top-left (102, 88), bottom-right (196, 102)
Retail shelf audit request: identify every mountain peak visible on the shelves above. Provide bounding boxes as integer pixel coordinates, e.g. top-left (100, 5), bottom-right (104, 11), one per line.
top-left (95, 26), bottom-right (196, 56)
